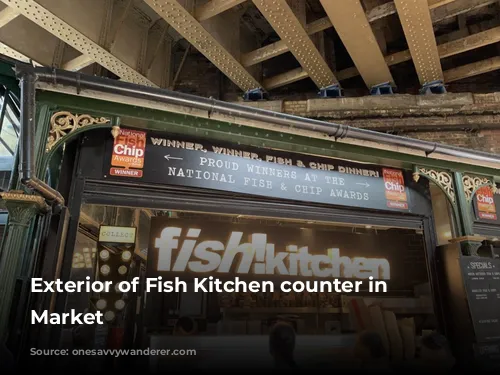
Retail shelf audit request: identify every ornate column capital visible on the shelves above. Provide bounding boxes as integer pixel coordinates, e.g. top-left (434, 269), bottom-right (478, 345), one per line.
top-left (46, 111), bottom-right (112, 153)
top-left (0, 190), bottom-right (49, 225)
top-left (450, 235), bottom-right (486, 256)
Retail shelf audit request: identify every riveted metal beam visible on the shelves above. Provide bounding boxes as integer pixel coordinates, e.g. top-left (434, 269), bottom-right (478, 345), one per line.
top-left (143, 0), bottom-right (261, 91)
top-left (194, 0), bottom-right (247, 21)
top-left (252, 0), bottom-right (337, 89)
top-left (0, 42), bottom-right (41, 65)
top-left (242, 0), bottom-right (488, 71)
top-left (320, 0), bottom-right (394, 88)
top-left (262, 22), bottom-right (500, 89)
top-left (0, 0), bottom-right (156, 86)
top-left (394, 0), bottom-right (443, 85)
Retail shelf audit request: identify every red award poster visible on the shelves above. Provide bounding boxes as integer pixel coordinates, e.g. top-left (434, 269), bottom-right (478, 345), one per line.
top-left (109, 128), bottom-right (146, 178)
top-left (476, 186), bottom-right (497, 220)
top-left (383, 168), bottom-right (408, 210)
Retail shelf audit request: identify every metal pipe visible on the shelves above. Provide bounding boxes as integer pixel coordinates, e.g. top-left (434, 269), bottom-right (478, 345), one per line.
top-left (18, 68), bottom-right (64, 206)
top-left (19, 65), bottom-right (500, 167)
top-left (19, 72), bottom-right (35, 181)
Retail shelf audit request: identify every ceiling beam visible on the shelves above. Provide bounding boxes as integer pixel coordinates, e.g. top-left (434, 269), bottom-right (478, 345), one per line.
top-left (143, 0), bottom-right (261, 92)
top-left (431, 0), bottom-right (497, 23)
top-left (393, 0), bottom-right (443, 85)
top-left (62, 54), bottom-right (94, 71)
top-left (0, 5), bottom-right (18, 28)
top-left (252, 0), bottom-right (337, 89)
top-left (243, 0), bottom-right (485, 71)
top-left (0, 0), bottom-right (157, 86)
top-left (427, 0), bottom-right (455, 9)
top-left (367, 0), bottom-right (493, 23)
top-left (264, 67), bottom-right (309, 90)
top-left (444, 56), bottom-right (500, 82)
top-left (241, 17), bottom-right (332, 67)
top-left (0, 12), bottom-right (62, 66)
top-left (194, 0), bottom-right (246, 21)
top-left (320, 0), bottom-right (393, 89)
top-left (338, 25), bottom-right (500, 81)
top-left (0, 42), bottom-right (41, 65)
top-left (268, 20), bottom-right (500, 89)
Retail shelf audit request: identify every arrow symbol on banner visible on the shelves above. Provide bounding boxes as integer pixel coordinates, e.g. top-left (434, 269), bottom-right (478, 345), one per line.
top-left (164, 154), bottom-right (183, 161)
top-left (356, 182), bottom-right (370, 188)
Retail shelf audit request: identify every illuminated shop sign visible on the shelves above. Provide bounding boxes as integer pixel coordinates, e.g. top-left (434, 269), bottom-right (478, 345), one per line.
top-left (148, 219), bottom-right (392, 281)
top-left (99, 226), bottom-right (137, 244)
top-left (105, 130), bottom-right (431, 214)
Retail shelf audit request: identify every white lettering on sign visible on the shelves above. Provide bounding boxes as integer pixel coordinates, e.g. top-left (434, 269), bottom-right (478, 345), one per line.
top-left (384, 180), bottom-right (405, 193)
top-left (477, 194), bottom-right (494, 204)
top-left (113, 143), bottom-right (144, 158)
top-left (470, 261), bottom-right (493, 270)
top-left (154, 227), bottom-right (390, 280)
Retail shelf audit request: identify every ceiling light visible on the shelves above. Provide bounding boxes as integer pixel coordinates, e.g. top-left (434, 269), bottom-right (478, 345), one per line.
top-left (96, 299), bottom-right (107, 310)
top-left (104, 311), bottom-right (115, 322)
top-left (99, 250), bottom-right (110, 261)
top-left (118, 265), bottom-right (128, 275)
top-left (115, 300), bottom-right (126, 311)
top-left (121, 250), bottom-right (132, 262)
top-left (100, 264), bottom-right (110, 276)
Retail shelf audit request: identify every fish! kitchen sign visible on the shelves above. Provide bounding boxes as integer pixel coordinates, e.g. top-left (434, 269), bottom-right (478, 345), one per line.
top-left (105, 129), bottom-right (429, 213)
top-left (148, 218), bottom-right (391, 281)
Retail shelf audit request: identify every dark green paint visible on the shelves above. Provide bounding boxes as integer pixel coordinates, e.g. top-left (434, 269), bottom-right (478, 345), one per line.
top-left (36, 91), bottom-right (500, 178)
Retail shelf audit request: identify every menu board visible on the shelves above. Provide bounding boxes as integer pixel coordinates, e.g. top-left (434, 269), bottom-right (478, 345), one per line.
top-left (461, 257), bottom-right (500, 343)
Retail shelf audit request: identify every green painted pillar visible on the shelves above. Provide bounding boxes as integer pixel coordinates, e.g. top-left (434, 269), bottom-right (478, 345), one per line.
top-left (0, 191), bottom-right (47, 341)
top-left (453, 171), bottom-right (475, 237)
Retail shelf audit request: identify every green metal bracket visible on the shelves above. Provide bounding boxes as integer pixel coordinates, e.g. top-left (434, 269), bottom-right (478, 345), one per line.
top-left (413, 166), bottom-right (456, 206)
top-left (461, 173), bottom-right (497, 203)
top-left (413, 165), bottom-right (463, 236)
top-left (40, 109), bottom-right (121, 174)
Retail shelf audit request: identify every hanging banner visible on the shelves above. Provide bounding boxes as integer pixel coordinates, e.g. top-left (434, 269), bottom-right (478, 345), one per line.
top-left (382, 168), bottom-right (408, 210)
top-left (109, 128), bottom-right (147, 178)
top-left (476, 186), bottom-right (498, 221)
top-left (103, 129), bottom-right (431, 214)
top-left (474, 184), bottom-right (500, 224)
